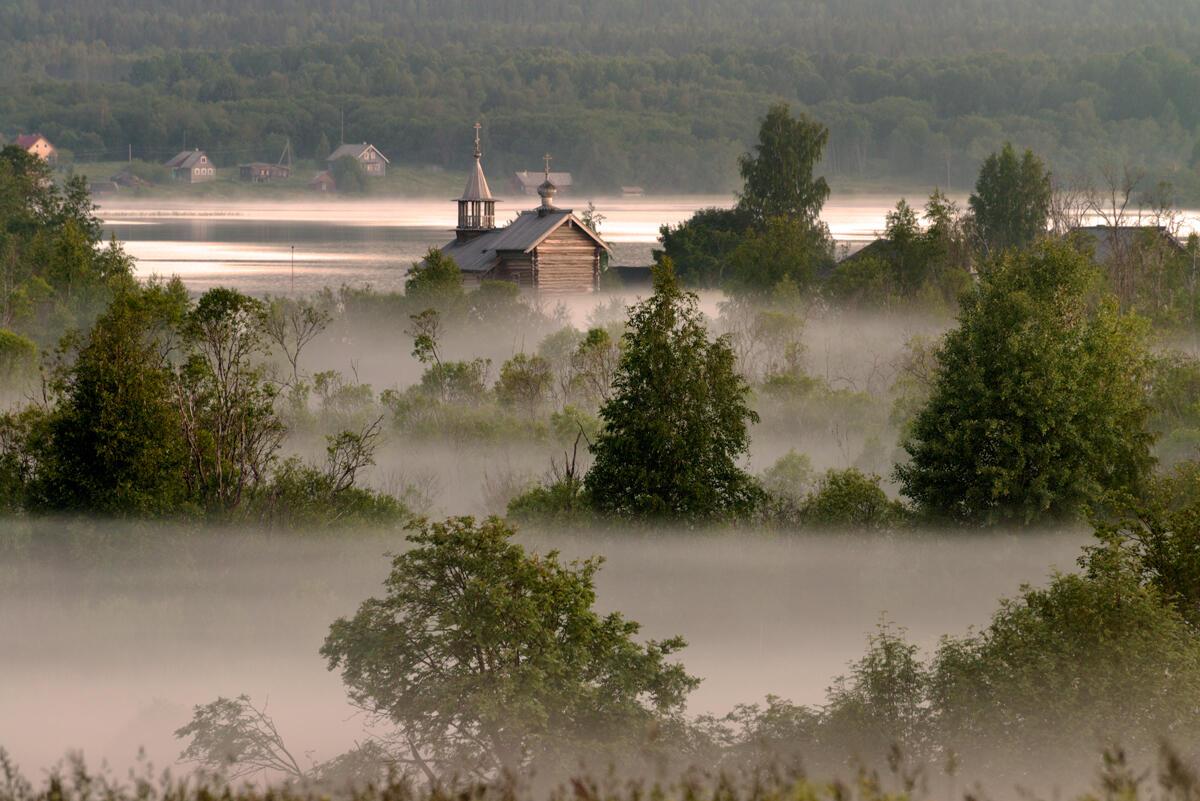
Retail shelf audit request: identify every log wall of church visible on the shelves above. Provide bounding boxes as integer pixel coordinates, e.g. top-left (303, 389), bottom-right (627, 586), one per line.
top-left (533, 223), bottom-right (599, 293)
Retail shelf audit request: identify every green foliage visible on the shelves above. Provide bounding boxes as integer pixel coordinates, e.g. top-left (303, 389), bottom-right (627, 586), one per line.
top-left (0, 145), bottom-right (133, 340)
top-left (737, 103), bottom-right (831, 226)
top-left (31, 282), bottom-right (190, 516)
top-left (506, 475), bottom-right (592, 524)
top-left (320, 516), bottom-right (698, 777)
top-left (585, 262), bottom-right (762, 519)
top-left (757, 450), bottom-right (815, 507)
top-left (0, 328), bottom-right (36, 383)
top-left (656, 207), bottom-right (753, 287)
top-left (930, 541), bottom-right (1200, 767)
top-left (495, 353), bottom-right (552, 415)
top-left (1093, 461), bottom-right (1200, 626)
top-left (405, 248), bottom-right (465, 312)
top-left (897, 241), bottom-right (1155, 524)
top-left (725, 215), bottom-right (834, 295)
top-left (968, 142), bottom-right (1052, 254)
top-left (330, 155), bottom-right (368, 194)
top-left (800, 468), bottom-right (904, 529)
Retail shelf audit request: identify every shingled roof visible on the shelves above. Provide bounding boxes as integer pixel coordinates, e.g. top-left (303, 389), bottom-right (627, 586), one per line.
top-left (165, 149), bottom-right (208, 169)
top-left (441, 209), bottom-right (611, 273)
top-left (327, 142), bottom-right (390, 164)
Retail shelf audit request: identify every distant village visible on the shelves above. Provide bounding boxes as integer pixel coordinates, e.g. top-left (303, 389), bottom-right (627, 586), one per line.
top-left (2, 130), bottom-right (646, 200)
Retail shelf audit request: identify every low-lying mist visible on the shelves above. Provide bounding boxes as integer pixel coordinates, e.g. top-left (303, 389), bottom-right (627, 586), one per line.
top-left (0, 521), bottom-right (1085, 778)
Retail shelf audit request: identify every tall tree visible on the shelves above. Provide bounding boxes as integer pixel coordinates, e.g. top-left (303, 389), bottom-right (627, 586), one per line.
top-left (321, 516), bottom-right (697, 780)
top-left (33, 280), bottom-right (190, 515)
top-left (968, 142), bottom-right (1052, 254)
top-left (737, 103), bottom-right (831, 225)
top-left (585, 260), bottom-right (761, 519)
top-left (896, 241), bottom-right (1154, 524)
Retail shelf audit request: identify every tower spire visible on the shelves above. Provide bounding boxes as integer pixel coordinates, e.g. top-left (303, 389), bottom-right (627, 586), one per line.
top-left (456, 122), bottom-right (496, 240)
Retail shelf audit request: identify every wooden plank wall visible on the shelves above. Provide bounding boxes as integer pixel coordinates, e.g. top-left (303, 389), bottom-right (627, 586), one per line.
top-left (534, 222), bottom-right (599, 293)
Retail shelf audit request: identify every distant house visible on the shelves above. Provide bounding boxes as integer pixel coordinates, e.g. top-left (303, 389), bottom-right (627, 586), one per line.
top-left (88, 181), bottom-right (120, 196)
top-left (111, 170), bottom-right (151, 189)
top-left (16, 134), bottom-right (56, 164)
top-left (620, 186), bottom-right (645, 198)
top-left (238, 162), bottom-right (292, 183)
top-left (309, 171), bottom-right (336, 192)
top-left (326, 142), bottom-right (389, 176)
top-left (439, 129), bottom-right (609, 294)
top-left (512, 170), bottom-right (573, 196)
top-left (1070, 225), bottom-right (1186, 263)
top-left (165, 149), bottom-right (216, 183)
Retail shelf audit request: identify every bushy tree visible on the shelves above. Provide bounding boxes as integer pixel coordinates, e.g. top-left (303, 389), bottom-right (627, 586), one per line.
top-left (725, 215), bottom-right (834, 295)
top-left (969, 142), bottom-right (1051, 254)
top-left (405, 248), bottom-right (465, 312)
top-left (585, 261), bottom-right (761, 519)
top-left (330, 155), bottom-right (368, 194)
top-left (800, 468), bottom-right (903, 529)
top-left (737, 103), bottom-right (831, 225)
top-left (176, 288), bottom-right (284, 513)
top-left (897, 241), bottom-right (1154, 524)
top-left (320, 516), bottom-right (697, 780)
top-left (33, 281), bottom-right (190, 515)
top-left (656, 207), bottom-right (752, 287)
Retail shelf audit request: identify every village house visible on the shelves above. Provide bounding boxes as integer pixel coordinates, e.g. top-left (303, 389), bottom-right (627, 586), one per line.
top-left (309, 171), bottom-right (336, 192)
top-left (439, 126), bottom-right (609, 294)
top-left (238, 162), bottom-right (292, 182)
top-left (327, 142), bottom-right (388, 176)
top-left (512, 168), bottom-right (573, 195)
top-left (165, 149), bottom-right (216, 183)
top-left (16, 134), bottom-right (57, 164)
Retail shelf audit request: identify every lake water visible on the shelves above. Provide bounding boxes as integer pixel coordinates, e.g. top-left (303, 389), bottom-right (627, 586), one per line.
top-left (98, 194), bottom-right (922, 295)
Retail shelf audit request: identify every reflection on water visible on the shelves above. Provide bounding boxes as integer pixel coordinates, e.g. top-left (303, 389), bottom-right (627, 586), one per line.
top-left (99, 195), bottom-right (906, 295)
top-left (102, 195), bottom-right (1200, 297)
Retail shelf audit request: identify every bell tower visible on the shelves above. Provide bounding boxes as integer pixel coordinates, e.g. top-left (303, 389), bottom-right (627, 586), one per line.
top-left (456, 122), bottom-right (496, 242)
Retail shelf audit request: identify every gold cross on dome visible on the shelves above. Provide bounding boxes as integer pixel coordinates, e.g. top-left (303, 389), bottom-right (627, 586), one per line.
top-left (543, 152), bottom-right (553, 177)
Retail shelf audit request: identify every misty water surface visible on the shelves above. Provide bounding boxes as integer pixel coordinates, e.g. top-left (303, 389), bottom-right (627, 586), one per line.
top-left (0, 524), bottom-right (1086, 776)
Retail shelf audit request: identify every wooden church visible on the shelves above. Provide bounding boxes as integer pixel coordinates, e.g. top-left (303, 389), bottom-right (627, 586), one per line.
top-left (439, 125), bottom-right (610, 293)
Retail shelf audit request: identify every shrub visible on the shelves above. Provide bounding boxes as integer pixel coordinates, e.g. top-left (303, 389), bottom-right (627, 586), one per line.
top-left (800, 468), bottom-right (904, 528)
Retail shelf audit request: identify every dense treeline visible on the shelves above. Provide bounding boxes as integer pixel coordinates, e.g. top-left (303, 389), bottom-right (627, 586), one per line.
top-left (2, 1), bottom-right (1200, 192)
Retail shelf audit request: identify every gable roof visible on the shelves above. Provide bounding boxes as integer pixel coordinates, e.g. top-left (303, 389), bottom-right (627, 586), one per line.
top-left (1071, 225), bottom-right (1185, 263)
top-left (15, 134), bottom-right (49, 150)
top-left (327, 142), bottom-right (390, 164)
top-left (514, 170), bottom-right (573, 189)
top-left (440, 209), bottom-right (611, 273)
top-left (166, 150), bottom-right (208, 169)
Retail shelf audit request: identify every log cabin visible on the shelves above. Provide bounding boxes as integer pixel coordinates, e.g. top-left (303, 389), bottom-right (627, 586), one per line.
top-left (439, 126), bottom-right (610, 294)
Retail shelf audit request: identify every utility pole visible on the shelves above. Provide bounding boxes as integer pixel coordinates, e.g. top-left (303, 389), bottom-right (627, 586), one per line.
top-left (128, 143), bottom-right (132, 163)
top-left (291, 245), bottom-right (295, 296)
top-left (339, 110), bottom-right (344, 145)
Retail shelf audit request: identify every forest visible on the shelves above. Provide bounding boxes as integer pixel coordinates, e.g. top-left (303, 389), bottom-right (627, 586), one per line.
top-left (1, 0), bottom-right (1200, 193)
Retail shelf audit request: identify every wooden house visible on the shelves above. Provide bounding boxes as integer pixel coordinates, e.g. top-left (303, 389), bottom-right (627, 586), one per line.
top-left (439, 128), bottom-right (609, 294)
top-left (327, 142), bottom-right (389, 176)
top-left (238, 162), bottom-right (291, 182)
top-left (165, 149), bottom-right (216, 183)
top-left (512, 169), bottom-right (573, 195)
top-left (16, 134), bottom-right (56, 164)
top-left (309, 171), bottom-right (336, 192)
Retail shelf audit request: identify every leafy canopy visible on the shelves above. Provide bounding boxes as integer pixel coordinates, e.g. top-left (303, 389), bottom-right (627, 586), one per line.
top-left (968, 142), bottom-right (1052, 254)
top-left (585, 260), bottom-right (761, 519)
top-left (897, 240), bottom-right (1155, 523)
top-left (320, 516), bottom-right (697, 779)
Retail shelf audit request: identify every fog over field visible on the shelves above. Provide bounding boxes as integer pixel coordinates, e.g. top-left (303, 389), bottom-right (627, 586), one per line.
top-left (0, 524), bottom-right (1086, 777)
